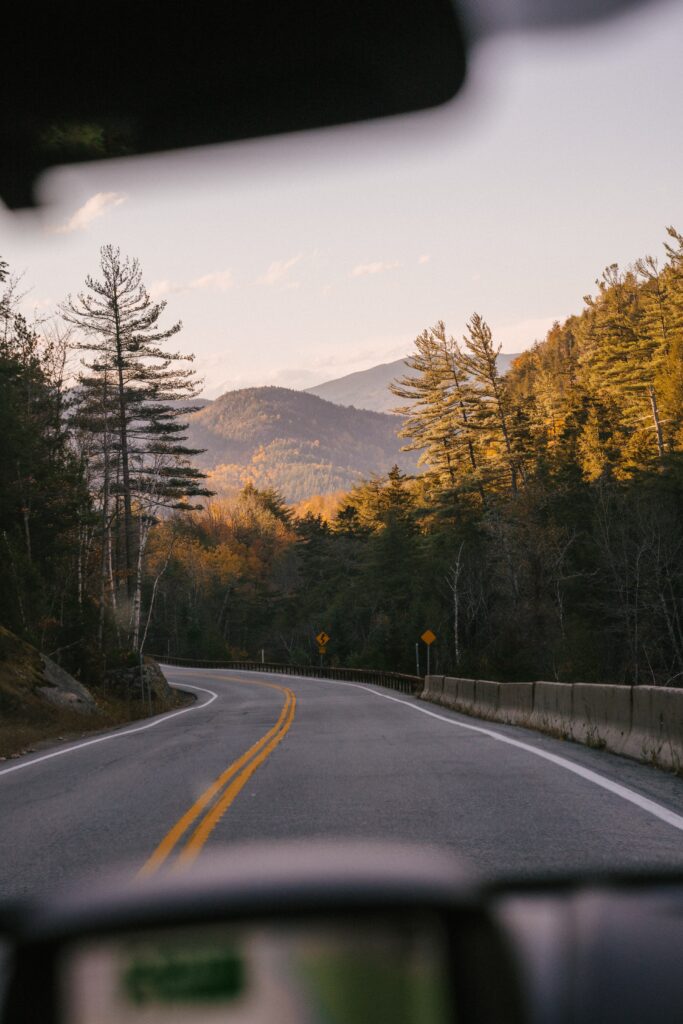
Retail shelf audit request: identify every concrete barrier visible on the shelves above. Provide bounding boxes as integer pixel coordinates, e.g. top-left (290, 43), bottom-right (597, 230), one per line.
top-left (649, 687), bottom-right (683, 773)
top-left (499, 681), bottom-right (534, 726)
top-left (571, 683), bottom-right (633, 754)
top-left (530, 682), bottom-right (573, 737)
top-left (475, 680), bottom-right (500, 718)
top-left (626, 686), bottom-right (683, 773)
top-left (441, 677), bottom-right (460, 708)
top-left (456, 678), bottom-right (476, 714)
top-left (419, 672), bottom-right (683, 774)
top-left (439, 677), bottom-right (478, 712)
top-left (421, 675), bottom-right (444, 700)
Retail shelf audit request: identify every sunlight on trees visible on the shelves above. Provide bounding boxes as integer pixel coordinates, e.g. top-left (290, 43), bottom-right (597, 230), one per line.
top-left (1, 226), bottom-right (682, 688)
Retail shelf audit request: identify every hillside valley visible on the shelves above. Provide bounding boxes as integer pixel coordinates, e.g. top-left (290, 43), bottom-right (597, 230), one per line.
top-left (186, 386), bottom-right (419, 502)
top-left (187, 352), bottom-right (523, 501)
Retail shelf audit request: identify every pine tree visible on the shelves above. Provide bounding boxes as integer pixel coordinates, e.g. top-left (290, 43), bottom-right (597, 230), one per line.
top-left (62, 245), bottom-right (210, 647)
top-left (390, 321), bottom-right (483, 506)
top-left (578, 264), bottom-right (665, 470)
top-left (459, 313), bottom-right (525, 494)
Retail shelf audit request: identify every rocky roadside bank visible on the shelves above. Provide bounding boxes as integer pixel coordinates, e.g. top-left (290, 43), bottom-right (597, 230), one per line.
top-left (0, 627), bottom-right (192, 761)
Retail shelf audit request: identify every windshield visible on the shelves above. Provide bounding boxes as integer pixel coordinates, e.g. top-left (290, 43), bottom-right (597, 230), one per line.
top-left (0, 0), bottom-right (681, 904)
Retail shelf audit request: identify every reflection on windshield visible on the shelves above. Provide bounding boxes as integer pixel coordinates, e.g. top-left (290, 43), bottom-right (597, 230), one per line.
top-left (62, 918), bottom-right (449, 1024)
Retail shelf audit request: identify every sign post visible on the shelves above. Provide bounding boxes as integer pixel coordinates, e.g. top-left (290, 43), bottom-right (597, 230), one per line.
top-left (420, 629), bottom-right (436, 677)
top-left (316, 631), bottom-right (330, 668)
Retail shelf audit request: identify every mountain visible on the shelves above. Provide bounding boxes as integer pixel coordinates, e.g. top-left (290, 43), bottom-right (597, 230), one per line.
top-left (306, 358), bottom-right (409, 413)
top-left (186, 387), bottom-right (419, 503)
top-left (306, 352), bottom-right (522, 412)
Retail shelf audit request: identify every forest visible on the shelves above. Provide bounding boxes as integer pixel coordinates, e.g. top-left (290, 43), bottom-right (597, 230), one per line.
top-left (1, 228), bottom-right (682, 694)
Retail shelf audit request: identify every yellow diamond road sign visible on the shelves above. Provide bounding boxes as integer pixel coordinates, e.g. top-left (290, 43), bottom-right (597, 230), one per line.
top-left (316, 631), bottom-right (330, 647)
top-left (421, 629), bottom-right (436, 646)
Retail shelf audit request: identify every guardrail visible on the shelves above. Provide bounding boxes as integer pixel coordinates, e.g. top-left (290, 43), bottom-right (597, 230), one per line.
top-left (151, 655), bottom-right (422, 696)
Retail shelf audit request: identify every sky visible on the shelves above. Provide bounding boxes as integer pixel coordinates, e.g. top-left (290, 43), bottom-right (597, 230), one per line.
top-left (2, 0), bottom-right (682, 399)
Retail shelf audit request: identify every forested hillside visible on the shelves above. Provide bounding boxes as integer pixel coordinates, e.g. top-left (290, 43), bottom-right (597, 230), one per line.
top-left (186, 387), bottom-right (419, 501)
top-left (0, 259), bottom-right (91, 669)
top-left (144, 228), bottom-right (683, 686)
top-left (0, 247), bottom-right (208, 698)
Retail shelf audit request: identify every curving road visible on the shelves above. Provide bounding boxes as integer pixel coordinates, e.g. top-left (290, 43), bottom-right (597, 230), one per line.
top-left (1, 666), bottom-right (682, 901)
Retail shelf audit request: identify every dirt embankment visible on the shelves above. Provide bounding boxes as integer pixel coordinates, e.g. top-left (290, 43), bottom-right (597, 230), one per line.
top-left (0, 627), bottom-right (191, 761)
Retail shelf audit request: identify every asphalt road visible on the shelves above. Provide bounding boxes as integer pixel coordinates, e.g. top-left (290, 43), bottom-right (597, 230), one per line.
top-left (1, 667), bottom-right (682, 901)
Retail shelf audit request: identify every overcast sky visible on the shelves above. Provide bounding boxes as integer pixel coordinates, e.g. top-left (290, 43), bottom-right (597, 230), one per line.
top-left (2, 0), bottom-right (681, 398)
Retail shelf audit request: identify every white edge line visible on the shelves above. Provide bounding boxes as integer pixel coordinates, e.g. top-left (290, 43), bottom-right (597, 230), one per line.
top-left (313, 675), bottom-right (683, 834)
top-left (0, 682), bottom-right (217, 778)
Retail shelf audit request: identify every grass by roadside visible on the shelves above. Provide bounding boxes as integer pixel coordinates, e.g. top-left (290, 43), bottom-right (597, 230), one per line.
top-left (0, 688), bottom-right (194, 762)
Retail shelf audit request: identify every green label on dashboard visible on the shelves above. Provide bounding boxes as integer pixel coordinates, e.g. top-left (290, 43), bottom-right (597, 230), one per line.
top-left (123, 944), bottom-right (246, 1005)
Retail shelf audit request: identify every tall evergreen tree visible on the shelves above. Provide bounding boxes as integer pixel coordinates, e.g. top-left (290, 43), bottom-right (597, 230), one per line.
top-left (459, 313), bottom-right (526, 494)
top-left (62, 245), bottom-right (210, 647)
top-left (390, 321), bottom-right (483, 507)
top-left (578, 264), bottom-right (665, 469)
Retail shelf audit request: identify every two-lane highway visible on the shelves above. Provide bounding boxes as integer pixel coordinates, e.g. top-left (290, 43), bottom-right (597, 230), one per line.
top-left (1, 666), bottom-right (682, 900)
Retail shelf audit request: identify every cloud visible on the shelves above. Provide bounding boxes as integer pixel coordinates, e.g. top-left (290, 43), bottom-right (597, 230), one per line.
top-left (190, 270), bottom-right (235, 292)
top-left (418, 254), bottom-right (431, 265)
top-left (149, 270), bottom-right (235, 299)
top-left (52, 192), bottom-right (127, 234)
top-left (350, 260), bottom-right (400, 278)
top-left (258, 254), bottom-right (303, 286)
top-left (149, 279), bottom-right (180, 299)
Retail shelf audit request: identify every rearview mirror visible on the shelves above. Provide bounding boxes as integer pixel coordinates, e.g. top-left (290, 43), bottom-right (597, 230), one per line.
top-left (0, 0), bottom-right (467, 209)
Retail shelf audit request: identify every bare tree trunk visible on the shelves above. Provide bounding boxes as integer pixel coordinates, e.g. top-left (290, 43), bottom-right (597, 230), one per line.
top-left (106, 521), bottom-right (120, 646)
top-left (112, 292), bottom-right (136, 599)
top-left (446, 542), bottom-right (465, 668)
top-left (647, 384), bottom-right (665, 458)
top-left (491, 376), bottom-right (525, 493)
top-left (97, 473), bottom-right (111, 647)
top-left (22, 507), bottom-right (31, 563)
top-left (131, 516), bottom-right (149, 651)
top-left (140, 530), bottom-right (177, 655)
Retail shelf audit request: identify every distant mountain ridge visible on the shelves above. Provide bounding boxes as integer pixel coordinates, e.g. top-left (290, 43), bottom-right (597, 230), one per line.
top-left (187, 352), bottom-right (522, 501)
top-left (306, 352), bottom-right (521, 412)
top-left (306, 358), bottom-right (409, 413)
top-left (186, 386), bottom-right (418, 503)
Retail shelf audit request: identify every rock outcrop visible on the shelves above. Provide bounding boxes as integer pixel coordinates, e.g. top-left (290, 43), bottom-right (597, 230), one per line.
top-left (104, 658), bottom-right (175, 707)
top-left (0, 626), bottom-right (97, 718)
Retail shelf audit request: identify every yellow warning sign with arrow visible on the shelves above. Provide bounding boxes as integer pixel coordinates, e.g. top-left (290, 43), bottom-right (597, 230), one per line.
top-left (316, 631), bottom-right (330, 647)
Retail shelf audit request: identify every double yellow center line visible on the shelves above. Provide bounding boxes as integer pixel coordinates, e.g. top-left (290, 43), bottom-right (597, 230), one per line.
top-left (140, 676), bottom-right (296, 874)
